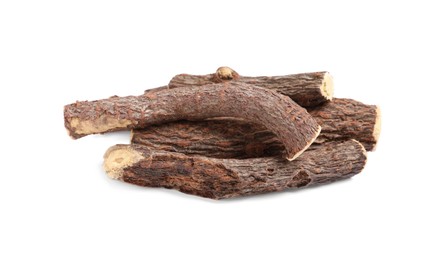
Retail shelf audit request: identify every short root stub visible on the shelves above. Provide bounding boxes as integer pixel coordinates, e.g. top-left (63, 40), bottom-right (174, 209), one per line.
top-left (215, 66), bottom-right (239, 80)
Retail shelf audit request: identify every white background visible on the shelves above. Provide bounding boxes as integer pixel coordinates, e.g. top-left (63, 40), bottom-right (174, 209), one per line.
top-left (1, 1), bottom-right (442, 259)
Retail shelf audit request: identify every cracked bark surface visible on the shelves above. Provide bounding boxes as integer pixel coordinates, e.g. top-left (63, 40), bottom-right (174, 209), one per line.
top-left (131, 98), bottom-right (381, 157)
top-left (309, 98), bottom-right (380, 151)
top-left (103, 140), bottom-right (367, 199)
top-left (168, 67), bottom-right (334, 107)
top-left (131, 118), bottom-right (285, 159)
top-left (64, 82), bottom-right (320, 160)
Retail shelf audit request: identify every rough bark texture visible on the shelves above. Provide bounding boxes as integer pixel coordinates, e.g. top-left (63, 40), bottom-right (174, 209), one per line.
top-left (103, 140), bottom-right (367, 199)
top-left (168, 67), bottom-right (334, 107)
top-left (131, 118), bottom-right (284, 159)
top-left (143, 85), bottom-right (168, 95)
top-left (131, 98), bottom-right (380, 156)
top-left (309, 98), bottom-right (380, 151)
top-left (64, 82), bottom-right (321, 160)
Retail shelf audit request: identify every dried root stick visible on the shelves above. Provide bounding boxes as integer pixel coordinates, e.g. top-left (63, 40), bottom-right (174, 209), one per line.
top-left (64, 82), bottom-right (321, 161)
top-left (103, 140), bottom-right (367, 199)
top-left (169, 67), bottom-right (334, 106)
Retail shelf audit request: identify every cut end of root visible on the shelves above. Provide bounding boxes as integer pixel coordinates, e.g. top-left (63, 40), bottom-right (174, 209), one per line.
top-left (287, 125), bottom-right (322, 161)
top-left (103, 145), bottom-right (144, 180)
top-left (69, 116), bottom-right (133, 137)
top-left (216, 66), bottom-right (239, 80)
top-left (350, 139), bottom-right (368, 171)
top-left (321, 72), bottom-right (334, 100)
top-left (351, 139), bottom-right (368, 158)
top-left (372, 106), bottom-right (382, 150)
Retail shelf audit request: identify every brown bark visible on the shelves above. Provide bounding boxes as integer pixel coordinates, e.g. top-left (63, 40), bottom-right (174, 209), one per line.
top-left (103, 140), bottom-right (367, 199)
top-left (131, 98), bottom-right (381, 156)
top-left (143, 85), bottom-right (168, 95)
top-left (309, 98), bottom-right (381, 151)
top-left (64, 82), bottom-right (321, 161)
top-left (131, 119), bottom-right (284, 158)
top-left (168, 67), bottom-right (334, 107)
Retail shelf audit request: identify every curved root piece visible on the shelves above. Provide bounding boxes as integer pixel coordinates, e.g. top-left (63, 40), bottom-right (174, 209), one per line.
top-left (168, 67), bottom-right (334, 107)
top-left (65, 82), bottom-right (320, 161)
top-left (103, 140), bottom-right (367, 199)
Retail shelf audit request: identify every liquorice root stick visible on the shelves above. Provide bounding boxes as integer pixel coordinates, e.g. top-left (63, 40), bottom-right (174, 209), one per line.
top-left (168, 67), bottom-right (334, 107)
top-left (309, 98), bottom-right (381, 151)
top-left (103, 140), bottom-right (367, 199)
top-left (64, 82), bottom-right (321, 161)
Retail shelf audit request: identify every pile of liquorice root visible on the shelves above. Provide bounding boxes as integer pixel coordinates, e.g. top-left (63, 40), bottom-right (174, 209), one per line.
top-left (64, 67), bottom-right (380, 199)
